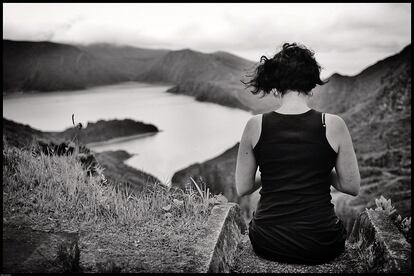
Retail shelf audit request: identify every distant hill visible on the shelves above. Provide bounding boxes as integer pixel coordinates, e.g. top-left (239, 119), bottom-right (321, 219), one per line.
top-left (172, 45), bottom-right (412, 226)
top-left (79, 43), bottom-right (169, 81)
top-left (3, 40), bottom-right (254, 109)
top-left (57, 118), bottom-right (159, 145)
top-left (3, 40), bottom-right (127, 92)
top-left (3, 39), bottom-right (283, 112)
top-left (3, 117), bottom-right (159, 147)
top-left (139, 48), bottom-right (256, 110)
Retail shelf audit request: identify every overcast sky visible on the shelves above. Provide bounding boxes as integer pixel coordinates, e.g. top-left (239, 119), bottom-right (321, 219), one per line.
top-left (3, 3), bottom-right (411, 78)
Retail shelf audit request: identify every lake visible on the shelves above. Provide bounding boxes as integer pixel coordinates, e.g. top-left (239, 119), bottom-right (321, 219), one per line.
top-left (3, 82), bottom-right (252, 184)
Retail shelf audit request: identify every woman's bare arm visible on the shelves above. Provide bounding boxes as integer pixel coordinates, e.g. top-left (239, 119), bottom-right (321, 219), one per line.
top-left (235, 115), bottom-right (261, 197)
top-left (326, 114), bottom-right (360, 196)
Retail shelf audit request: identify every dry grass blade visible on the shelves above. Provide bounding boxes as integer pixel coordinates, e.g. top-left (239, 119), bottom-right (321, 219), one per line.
top-left (190, 177), bottom-right (204, 199)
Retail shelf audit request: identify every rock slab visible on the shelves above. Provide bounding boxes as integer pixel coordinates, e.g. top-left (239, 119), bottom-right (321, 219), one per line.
top-left (2, 224), bottom-right (79, 273)
top-left (192, 203), bottom-right (247, 273)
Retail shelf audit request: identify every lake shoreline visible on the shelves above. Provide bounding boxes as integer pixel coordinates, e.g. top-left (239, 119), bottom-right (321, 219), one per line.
top-left (2, 81), bottom-right (174, 100)
top-left (3, 81), bottom-right (252, 184)
top-left (87, 131), bottom-right (160, 148)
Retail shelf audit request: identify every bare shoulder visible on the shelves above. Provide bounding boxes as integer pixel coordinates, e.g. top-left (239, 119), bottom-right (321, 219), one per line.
top-left (246, 114), bottom-right (262, 129)
top-left (244, 114), bottom-right (263, 147)
top-left (324, 113), bottom-right (350, 152)
top-left (325, 113), bottom-right (348, 133)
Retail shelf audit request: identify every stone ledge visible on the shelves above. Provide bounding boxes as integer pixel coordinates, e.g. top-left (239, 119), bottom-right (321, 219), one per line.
top-left (230, 209), bottom-right (411, 273)
top-left (192, 203), bottom-right (247, 273)
top-left (2, 224), bottom-right (79, 273)
top-left (348, 209), bottom-right (411, 273)
top-left (231, 236), bottom-right (362, 273)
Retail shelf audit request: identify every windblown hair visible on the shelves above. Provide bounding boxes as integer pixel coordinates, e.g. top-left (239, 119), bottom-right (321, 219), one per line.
top-left (243, 43), bottom-right (326, 96)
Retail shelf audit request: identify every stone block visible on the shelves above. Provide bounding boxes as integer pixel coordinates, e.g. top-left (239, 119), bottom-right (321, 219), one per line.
top-left (2, 224), bottom-right (79, 273)
top-left (348, 209), bottom-right (411, 273)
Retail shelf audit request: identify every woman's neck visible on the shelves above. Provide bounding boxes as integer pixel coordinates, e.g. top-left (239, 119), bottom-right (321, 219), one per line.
top-left (276, 90), bottom-right (310, 113)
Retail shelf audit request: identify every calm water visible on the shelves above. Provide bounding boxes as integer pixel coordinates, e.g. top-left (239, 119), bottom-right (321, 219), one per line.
top-left (3, 82), bottom-right (252, 184)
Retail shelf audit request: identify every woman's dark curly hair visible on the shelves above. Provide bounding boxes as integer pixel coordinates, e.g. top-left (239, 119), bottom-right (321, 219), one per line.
top-left (243, 43), bottom-right (326, 96)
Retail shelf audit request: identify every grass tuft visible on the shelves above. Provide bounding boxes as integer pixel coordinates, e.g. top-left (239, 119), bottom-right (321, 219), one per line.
top-left (3, 139), bottom-right (214, 231)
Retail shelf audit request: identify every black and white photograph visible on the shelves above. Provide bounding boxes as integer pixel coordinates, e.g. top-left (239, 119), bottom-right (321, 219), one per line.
top-left (2, 2), bottom-right (411, 273)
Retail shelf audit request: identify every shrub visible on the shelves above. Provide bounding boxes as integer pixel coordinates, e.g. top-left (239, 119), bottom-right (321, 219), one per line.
top-left (371, 195), bottom-right (411, 243)
top-left (374, 195), bottom-right (397, 216)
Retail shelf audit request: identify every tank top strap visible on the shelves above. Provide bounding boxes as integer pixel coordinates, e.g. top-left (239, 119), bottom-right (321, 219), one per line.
top-left (254, 112), bottom-right (270, 150)
top-left (322, 112), bottom-right (326, 127)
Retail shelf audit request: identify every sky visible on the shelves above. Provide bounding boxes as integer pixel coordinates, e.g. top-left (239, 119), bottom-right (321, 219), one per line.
top-left (3, 3), bottom-right (411, 78)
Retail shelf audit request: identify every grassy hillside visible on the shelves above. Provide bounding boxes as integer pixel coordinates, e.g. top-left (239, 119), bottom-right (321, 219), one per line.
top-left (2, 139), bottom-right (219, 272)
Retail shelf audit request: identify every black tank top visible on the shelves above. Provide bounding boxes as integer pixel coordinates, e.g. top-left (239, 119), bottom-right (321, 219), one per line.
top-left (249, 108), bottom-right (346, 264)
top-left (253, 109), bottom-right (337, 223)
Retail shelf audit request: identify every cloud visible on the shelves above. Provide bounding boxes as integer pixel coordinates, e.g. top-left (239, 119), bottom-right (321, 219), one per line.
top-left (3, 3), bottom-right (411, 77)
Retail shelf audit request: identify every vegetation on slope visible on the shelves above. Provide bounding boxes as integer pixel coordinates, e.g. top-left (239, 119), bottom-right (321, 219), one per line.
top-left (3, 117), bottom-right (161, 193)
top-left (2, 138), bottom-right (227, 272)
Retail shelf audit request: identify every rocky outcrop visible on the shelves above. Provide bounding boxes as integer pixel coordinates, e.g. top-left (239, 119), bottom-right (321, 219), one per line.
top-left (94, 150), bottom-right (162, 193)
top-left (172, 143), bottom-right (239, 202)
top-left (348, 209), bottom-right (411, 273)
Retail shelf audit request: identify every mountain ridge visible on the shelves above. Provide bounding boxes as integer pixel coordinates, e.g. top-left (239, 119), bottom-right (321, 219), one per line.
top-left (4, 39), bottom-right (410, 115)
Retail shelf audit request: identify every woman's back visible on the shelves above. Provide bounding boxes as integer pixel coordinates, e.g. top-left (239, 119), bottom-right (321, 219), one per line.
top-left (235, 42), bottom-right (360, 264)
top-left (248, 109), bottom-right (347, 264)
